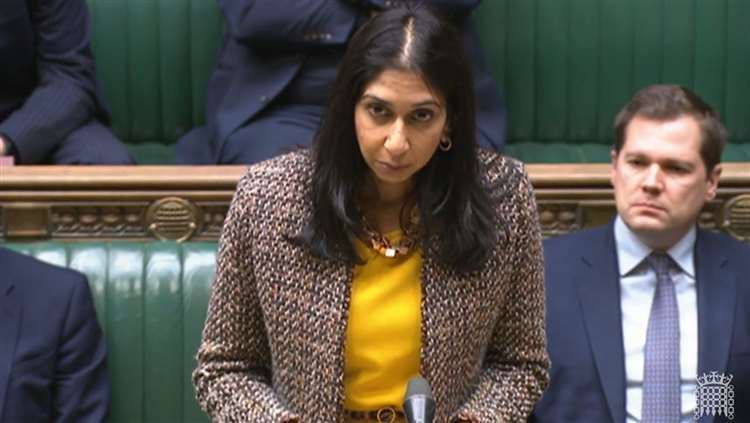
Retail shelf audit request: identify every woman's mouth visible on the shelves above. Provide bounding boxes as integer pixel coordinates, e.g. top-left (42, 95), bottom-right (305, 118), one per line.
top-left (376, 160), bottom-right (409, 172)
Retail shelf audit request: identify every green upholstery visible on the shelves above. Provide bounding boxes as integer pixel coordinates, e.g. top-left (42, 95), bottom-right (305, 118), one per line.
top-left (475, 0), bottom-right (750, 162)
top-left (86, 0), bottom-right (750, 163)
top-left (6, 242), bottom-right (216, 423)
top-left (87, 0), bottom-right (222, 158)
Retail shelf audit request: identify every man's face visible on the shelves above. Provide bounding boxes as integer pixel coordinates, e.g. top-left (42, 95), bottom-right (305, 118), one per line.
top-left (611, 115), bottom-right (721, 250)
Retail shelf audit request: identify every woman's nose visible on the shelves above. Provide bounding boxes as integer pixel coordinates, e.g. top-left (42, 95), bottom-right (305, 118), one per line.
top-left (384, 120), bottom-right (409, 155)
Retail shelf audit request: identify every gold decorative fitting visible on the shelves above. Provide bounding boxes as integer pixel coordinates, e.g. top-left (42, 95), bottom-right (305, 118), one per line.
top-left (722, 194), bottom-right (750, 241)
top-left (146, 197), bottom-right (201, 242)
top-left (376, 406), bottom-right (397, 423)
top-left (2, 204), bottom-right (50, 238)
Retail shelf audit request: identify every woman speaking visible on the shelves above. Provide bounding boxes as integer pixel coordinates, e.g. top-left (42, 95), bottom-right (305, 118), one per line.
top-left (193, 5), bottom-right (549, 422)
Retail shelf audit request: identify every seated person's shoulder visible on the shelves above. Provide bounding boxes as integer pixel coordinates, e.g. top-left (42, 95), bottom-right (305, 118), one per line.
top-left (543, 225), bottom-right (609, 259)
top-left (701, 229), bottom-right (750, 261)
top-left (1, 247), bottom-right (87, 294)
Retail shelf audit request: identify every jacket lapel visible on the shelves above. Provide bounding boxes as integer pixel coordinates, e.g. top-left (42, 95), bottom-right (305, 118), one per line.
top-left (280, 227), bottom-right (352, 420)
top-left (0, 275), bottom-right (21, 419)
top-left (695, 230), bottom-right (736, 382)
top-left (576, 225), bottom-right (626, 423)
top-left (321, 261), bottom-right (352, 416)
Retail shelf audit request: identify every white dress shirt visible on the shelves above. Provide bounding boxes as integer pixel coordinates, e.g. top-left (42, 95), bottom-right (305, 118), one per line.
top-left (614, 217), bottom-right (697, 423)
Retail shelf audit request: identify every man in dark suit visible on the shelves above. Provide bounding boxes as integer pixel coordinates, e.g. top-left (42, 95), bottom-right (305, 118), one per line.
top-left (176, 0), bottom-right (507, 165)
top-left (0, 0), bottom-right (133, 164)
top-left (0, 247), bottom-right (109, 421)
top-left (532, 85), bottom-right (749, 423)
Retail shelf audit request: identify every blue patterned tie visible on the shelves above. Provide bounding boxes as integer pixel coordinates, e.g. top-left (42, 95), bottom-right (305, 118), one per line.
top-left (642, 252), bottom-right (681, 422)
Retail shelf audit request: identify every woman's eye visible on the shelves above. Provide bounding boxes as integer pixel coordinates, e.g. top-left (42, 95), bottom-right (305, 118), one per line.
top-left (412, 109), bottom-right (434, 122)
top-left (368, 104), bottom-right (390, 118)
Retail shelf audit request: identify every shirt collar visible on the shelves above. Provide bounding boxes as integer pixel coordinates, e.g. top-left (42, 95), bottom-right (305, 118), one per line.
top-left (613, 216), bottom-right (696, 278)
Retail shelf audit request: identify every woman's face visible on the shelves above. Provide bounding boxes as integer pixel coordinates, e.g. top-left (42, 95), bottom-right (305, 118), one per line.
top-left (354, 68), bottom-right (448, 199)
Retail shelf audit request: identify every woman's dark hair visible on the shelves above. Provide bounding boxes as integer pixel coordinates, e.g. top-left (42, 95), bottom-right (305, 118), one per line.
top-left (298, 5), bottom-right (496, 273)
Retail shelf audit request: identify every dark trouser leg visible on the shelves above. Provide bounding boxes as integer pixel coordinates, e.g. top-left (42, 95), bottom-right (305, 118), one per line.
top-left (175, 125), bottom-right (214, 164)
top-left (219, 104), bottom-right (322, 165)
top-left (50, 120), bottom-right (135, 164)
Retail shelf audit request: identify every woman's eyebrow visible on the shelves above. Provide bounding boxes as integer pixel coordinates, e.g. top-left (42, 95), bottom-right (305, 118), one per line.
top-left (360, 94), bottom-right (392, 106)
top-left (360, 94), bottom-right (441, 108)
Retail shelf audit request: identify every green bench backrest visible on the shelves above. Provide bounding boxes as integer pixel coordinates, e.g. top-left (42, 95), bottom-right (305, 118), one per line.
top-left (475, 0), bottom-right (750, 162)
top-left (87, 0), bottom-right (750, 163)
top-left (87, 0), bottom-right (222, 154)
top-left (7, 242), bottom-right (216, 423)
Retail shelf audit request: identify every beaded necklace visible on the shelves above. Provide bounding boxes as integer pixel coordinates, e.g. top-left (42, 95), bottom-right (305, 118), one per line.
top-left (360, 206), bottom-right (420, 258)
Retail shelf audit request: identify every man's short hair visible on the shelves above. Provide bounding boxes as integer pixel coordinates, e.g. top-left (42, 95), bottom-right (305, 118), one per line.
top-left (614, 84), bottom-right (727, 171)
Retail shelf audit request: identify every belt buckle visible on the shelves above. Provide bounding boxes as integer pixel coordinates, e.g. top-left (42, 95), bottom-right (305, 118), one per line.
top-left (376, 406), bottom-right (397, 423)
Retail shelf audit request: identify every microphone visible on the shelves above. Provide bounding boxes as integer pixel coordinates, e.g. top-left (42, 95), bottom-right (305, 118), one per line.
top-left (403, 375), bottom-right (436, 423)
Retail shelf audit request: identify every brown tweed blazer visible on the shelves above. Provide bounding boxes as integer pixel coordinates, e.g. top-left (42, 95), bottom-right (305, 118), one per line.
top-left (194, 149), bottom-right (549, 422)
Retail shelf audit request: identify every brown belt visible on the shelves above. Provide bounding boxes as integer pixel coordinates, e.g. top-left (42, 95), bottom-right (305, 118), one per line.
top-left (344, 406), bottom-right (405, 422)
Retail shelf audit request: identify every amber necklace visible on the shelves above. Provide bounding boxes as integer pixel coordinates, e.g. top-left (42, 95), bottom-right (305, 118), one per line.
top-left (360, 205), bottom-right (420, 258)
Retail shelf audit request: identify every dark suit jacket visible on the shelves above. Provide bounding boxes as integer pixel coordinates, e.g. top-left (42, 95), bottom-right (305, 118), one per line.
top-left (0, 0), bottom-right (110, 164)
top-left (195, 0), bottom-right (506, 163)
top-left (0, 248), bottom-right (109, 422)
top-left (531, 223), bottom-right (750, 423)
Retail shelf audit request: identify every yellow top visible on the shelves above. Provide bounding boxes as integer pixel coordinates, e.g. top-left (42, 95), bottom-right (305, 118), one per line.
top-left (343, 230), bottom-right (423, 411)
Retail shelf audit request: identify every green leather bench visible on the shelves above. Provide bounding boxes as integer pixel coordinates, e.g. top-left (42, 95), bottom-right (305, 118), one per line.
top-left (87, 0), bottom-right (221, 164)
top-left (87, 0), bottom-right (750, 164)
top-left (473, 0), bottom-right (750, 162)
top-left (6, 242), bottom-right (216, 423)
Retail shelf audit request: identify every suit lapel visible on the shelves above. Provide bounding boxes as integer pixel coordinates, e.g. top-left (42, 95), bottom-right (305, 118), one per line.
top-left (0, 274), bottom-right (21, 419)
top-left (576, 225), bottom-right (626, 423)
top-left (695, 231), bottom-right (736, 381)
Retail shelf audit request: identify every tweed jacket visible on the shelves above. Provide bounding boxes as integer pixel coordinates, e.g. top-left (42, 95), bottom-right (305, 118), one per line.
top-left (193, 149), bottom-right (549, 422)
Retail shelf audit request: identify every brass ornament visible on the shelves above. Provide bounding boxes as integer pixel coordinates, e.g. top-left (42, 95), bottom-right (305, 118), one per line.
top-left (722, 194), bottom-right (750, 241)
top-left (146, 197), bottom-right (201, 242)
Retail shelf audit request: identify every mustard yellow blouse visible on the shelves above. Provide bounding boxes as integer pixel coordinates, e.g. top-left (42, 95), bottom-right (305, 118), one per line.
top-left (343, 231), bottom-right (423, 411)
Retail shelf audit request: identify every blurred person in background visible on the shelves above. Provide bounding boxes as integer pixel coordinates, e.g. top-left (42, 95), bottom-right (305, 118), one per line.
top-left (176, 0), bottom-right (507, 165)
top-left (0, 246), bottom-right (109, 422)
top-left (0, 0), bottom-right (133, 164)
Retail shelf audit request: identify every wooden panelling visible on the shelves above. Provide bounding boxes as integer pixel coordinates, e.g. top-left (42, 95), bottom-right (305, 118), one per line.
top-left (2, 164), bottom-right (749, 242)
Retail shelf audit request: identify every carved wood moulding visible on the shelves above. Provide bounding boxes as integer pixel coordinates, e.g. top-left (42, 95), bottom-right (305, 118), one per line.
top-left (1, 164), bottom-right (748, 242)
